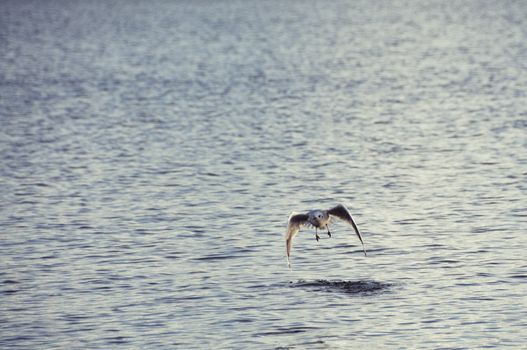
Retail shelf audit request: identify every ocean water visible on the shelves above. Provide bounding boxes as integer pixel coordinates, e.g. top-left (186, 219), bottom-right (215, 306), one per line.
top-left (1, 0), bottom-right (526, 348)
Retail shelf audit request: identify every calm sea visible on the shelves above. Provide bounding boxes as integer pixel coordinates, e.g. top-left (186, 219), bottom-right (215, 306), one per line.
top-left (1, 0), bottom-right (526, 348)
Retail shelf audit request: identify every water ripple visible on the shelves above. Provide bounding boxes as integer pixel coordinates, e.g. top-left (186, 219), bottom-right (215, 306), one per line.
top-left (291, 279), bottom-right (393, 295)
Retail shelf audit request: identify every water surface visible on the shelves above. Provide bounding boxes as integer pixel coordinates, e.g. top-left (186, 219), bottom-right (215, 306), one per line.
top-left (1, 0), bottom-right (526, 348)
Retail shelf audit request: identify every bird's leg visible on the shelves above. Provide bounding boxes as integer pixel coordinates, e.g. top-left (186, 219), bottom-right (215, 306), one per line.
top-left (315, 227), bottom-right (320, 241)
top-left (326, 224), bottom-right (331, 238)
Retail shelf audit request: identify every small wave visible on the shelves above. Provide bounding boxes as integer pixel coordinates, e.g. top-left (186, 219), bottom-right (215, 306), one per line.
top-left (254, 326), bottom-right (318, 337)
top-left (291, 279), bottom-right (392, 295)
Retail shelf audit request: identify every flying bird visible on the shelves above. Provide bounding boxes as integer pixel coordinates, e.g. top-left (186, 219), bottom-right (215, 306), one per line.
top-left (285, 204), bottom-right (366, 268)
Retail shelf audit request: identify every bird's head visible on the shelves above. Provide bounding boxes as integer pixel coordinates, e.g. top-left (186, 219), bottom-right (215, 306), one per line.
top-left (309, 210), bottom-right (325, 227)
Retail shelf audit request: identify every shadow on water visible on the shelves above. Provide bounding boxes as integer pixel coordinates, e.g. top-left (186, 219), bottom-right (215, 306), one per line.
top-left (291, 279), bottom-right (392, 295)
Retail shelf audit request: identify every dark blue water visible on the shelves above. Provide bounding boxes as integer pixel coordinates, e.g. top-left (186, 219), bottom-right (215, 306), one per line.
top-left (1, 0), bottom-right (526, 348)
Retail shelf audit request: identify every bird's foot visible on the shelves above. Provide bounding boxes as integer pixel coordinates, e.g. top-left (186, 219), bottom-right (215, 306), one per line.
top-left (315, 234), bottom-right (320, 241)
top-left (327, 231), bottom-right (331, 238)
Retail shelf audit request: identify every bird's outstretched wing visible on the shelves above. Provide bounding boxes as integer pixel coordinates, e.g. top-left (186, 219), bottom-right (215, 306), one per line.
top-left (285, 212), bottom-right (309, 267)
top-left (328, 204), bottom-right (367, 256)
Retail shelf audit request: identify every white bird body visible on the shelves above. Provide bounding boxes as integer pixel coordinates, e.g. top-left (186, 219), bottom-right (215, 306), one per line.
top-left (285, 204), bottom-right (366, 268)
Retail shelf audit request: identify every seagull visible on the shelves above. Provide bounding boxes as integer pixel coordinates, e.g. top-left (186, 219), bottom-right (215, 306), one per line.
top-left (285, 204), bottom-right (366, 268)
